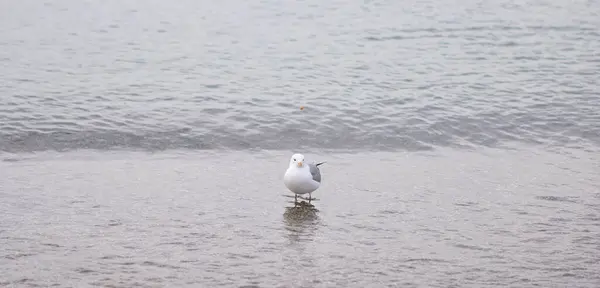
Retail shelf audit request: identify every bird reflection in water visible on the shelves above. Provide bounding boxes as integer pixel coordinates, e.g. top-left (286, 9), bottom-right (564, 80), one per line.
top-left (283, 200), bottom-right (321, 245)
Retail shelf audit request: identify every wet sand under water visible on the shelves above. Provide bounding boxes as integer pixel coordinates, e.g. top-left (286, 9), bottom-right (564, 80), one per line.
top-left (1, 147), bottom-right (599, 287)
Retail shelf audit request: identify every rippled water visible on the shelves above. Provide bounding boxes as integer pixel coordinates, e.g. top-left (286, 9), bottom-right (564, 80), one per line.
top-left (1, 0), bottom-right (599, 287)
top-left (1, 0), bottom-right (599, 152)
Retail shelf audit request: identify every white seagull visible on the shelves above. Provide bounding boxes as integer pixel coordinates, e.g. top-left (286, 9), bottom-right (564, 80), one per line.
top-left (283, 153), bottom-right (325, 202)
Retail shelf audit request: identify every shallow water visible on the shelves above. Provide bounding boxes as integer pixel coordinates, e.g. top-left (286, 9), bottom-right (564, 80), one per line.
top-left (1, 149), bottom-right (599, 287)
top-left (1, 0), bottom-right (600, 287)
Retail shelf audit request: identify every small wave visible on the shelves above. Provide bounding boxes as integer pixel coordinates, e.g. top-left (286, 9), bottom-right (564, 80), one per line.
top-left (535, 196), bottom-right (579, 203)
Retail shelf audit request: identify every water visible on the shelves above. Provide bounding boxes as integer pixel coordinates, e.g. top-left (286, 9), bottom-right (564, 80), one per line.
top-left (1, 0), bottom-right (599, 287)
top-left (1, 0), bottom-right (599, 152)
top-left (2, 149), bottom-right (599, 287)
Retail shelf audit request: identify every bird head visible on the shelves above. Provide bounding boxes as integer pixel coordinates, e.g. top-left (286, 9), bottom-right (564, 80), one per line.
top-left (289, 153), bottom-right (305, 168)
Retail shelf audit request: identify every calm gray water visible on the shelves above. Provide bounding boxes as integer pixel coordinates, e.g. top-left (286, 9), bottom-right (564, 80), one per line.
top-left (1, 0), bottom-right (599, 287)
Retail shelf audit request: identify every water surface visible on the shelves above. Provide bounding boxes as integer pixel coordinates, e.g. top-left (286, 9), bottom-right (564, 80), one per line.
top-left (2, 149), bottom-right (599, 287)
top-left (1, 0), bottom-right (599, 153)
top-left (1, 0), bottom-right (599, 287)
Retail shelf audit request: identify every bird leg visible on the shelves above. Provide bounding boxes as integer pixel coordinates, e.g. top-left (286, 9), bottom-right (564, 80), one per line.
top-left (308, 193), bottom-right (312, 203)
top-left (294, 194), bottom-right (298, 203)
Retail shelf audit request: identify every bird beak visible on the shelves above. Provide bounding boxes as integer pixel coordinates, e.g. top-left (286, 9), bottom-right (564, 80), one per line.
top-left (297, 161), bottom-right (303, 167)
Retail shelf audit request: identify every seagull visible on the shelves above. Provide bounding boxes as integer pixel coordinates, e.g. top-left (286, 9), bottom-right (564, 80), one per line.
top-left (284, 153), bottom-right (325, 203)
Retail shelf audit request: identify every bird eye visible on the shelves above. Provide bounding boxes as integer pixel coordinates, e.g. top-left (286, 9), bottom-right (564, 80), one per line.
top-left (293, 158), bottom-right (296, 161)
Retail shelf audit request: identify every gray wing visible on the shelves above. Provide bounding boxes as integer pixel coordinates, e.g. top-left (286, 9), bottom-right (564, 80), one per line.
top-left (309, 162), bottom-right (325, 183)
